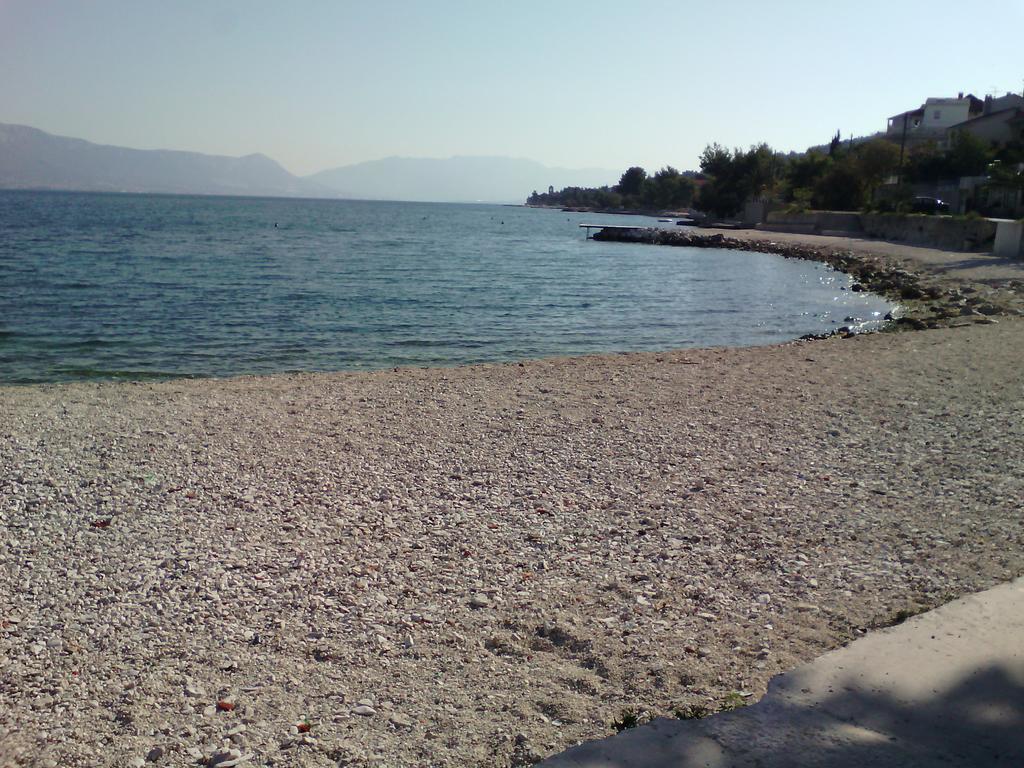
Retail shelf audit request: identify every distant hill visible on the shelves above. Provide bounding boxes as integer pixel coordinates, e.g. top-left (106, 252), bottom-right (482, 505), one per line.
top-left (307, 155), bottom-right (619, 203)
top-left (0, 123), bottom-right (328, 197)
top-left (0, 123), bottom-right (618, 202)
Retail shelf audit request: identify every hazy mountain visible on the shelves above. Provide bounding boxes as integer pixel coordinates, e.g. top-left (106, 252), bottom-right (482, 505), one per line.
top-left (0, 123), bottom-right (328, 197)
top-left (307, 155), bottom-right (619, 203)
top-left (0, 123), bottom-right (618, 202)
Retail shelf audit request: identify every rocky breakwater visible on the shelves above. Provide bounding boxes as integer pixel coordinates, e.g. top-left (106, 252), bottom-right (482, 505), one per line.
top-left (593, 227), bottom-right (1024, 334)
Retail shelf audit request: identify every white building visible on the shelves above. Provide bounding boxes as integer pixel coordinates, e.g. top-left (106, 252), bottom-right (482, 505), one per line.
top-left (887, 94), bottom-right (983, 141)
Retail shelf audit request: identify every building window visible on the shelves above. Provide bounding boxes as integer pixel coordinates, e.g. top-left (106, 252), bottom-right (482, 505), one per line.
top-left (934, 110), bottom-right (942, 120)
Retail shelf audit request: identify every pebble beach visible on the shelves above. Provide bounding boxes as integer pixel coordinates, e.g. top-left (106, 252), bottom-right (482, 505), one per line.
top-left (2, 235), bottom-right (1024, 768)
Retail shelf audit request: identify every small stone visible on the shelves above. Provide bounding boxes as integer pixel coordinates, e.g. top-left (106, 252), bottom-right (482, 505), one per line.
top-left (389, 713), bottom-right (413, 728)
top-left (208, 747), bottom-right (242, 766)
top-left (146, 745), bottom-right (166, 762)
top-left (353, 705), bottom-right (376, 716)
top-left (469, 593), bottom-right (490, 609)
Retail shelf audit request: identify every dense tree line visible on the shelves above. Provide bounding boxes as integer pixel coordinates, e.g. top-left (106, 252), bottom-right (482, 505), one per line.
top-left (694, 137), bottom-right (904, 216)
top-left (527, 166), bottom-right (697, 211)
top-left (528, 129), bottom-right (1022, 217)
top-left (695, 129), bottom-right (1020, 216)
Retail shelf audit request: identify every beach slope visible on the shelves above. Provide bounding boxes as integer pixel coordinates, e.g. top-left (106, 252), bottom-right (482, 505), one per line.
top-left (2, 313), bottom-right (1023, 766)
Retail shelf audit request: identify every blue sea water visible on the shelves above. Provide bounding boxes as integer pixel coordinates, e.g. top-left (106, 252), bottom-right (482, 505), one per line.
top-left (0, 191), bottom-right (894, 384)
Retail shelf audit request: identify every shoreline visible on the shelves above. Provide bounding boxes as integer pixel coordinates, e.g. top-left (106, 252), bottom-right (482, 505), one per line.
top-left (593, 226), bottom-right (1024, 332)
top-left (9, 227), bottom-right (1020, 391)
top-left (2, 235), bottom-right (1024, 768)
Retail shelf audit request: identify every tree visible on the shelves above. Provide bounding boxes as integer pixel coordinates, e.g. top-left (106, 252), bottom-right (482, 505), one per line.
top-left (903, 141), bottom-right (946, 183)
top-left (642, 166), bottom-right (695, 209)
top-left (828, 130), bottom-right (842, 158)
top-left (853, 139), bottom-right (901, 201)
top-left (617, 167), bottom-right (648, 198)
top-left (698, 144), bottom-right (733, 179)
top-left (946, 130), bottom-right (993, 177)
top-left (813, 163), bottom-right (863, 210)
top-left (695, 143), bottom-right (781, 217)
top-left (784, 151), bottom-right (831, 202)
top-left (987, 160), bottom-right (1024, 191)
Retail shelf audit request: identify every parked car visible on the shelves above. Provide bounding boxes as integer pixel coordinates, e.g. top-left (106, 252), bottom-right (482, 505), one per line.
top-left (909, 196), bottom-right (950, 214)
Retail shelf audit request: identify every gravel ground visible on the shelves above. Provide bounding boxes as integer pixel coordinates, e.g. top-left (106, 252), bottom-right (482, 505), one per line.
top-left (2, 261), bottom-right (1024, 768)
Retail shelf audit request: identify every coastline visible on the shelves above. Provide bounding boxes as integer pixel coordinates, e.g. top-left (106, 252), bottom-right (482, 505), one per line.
top-left (2, 235), bottom-right (1024, 768)
top-left (593, 226), bottom-right (1024, 332)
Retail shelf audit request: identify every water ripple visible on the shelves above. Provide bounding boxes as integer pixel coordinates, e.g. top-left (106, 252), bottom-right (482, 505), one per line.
top-left (0, 191), bottom-right (895, 384)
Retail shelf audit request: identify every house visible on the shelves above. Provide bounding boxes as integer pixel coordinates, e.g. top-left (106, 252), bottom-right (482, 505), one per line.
top-left (879, 91), bottom-right (1024, 217)
top-left (945, 107), bottom-right (1024, 148)
top-left (942, 93), bottom-right (1024, 217)
top-left (942, 93), bottom-right (1024, 149)
top-left (886, 93), bottom-right (984, 143)
top-left (982, 92), bottom-right (1024, 116)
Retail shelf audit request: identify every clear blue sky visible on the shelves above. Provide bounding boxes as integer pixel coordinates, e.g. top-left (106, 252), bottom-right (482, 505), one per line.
top-left (2, 0), bottom-right (1022, 176)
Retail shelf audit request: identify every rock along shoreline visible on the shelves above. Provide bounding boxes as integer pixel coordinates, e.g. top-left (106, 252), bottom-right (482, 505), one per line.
top-left (592, 226), bottom-right (1024, 334)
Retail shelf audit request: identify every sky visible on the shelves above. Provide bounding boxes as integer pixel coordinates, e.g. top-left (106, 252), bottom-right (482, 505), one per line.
top-left (1, 0), bottom-right (1022, 177)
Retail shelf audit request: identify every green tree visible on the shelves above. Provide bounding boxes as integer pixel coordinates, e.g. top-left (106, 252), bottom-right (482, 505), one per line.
top-left (828, 130), bottom-right (842, 158)
top-left (946, 130), bottom-right (993, 177)
top-left (698, 144), bottom-right (734, 179)
top-left (784, 151), bottom-right (831, 202)
top-left (903, 141), bottom-right (946, 183)
top-left (642, 166), bottom-right (695, 209)
top-left (813, 163), bottom-right (863, 210)
top-left (853, 139), bottom-right (901, 201)
top-left (695, 143), bottom-right (781, 217)
top-left (617, 166), bottom-right (648, 198)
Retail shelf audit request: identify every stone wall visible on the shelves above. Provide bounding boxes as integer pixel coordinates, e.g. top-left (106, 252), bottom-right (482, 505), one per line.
top-left (762, 211), bottom-right (863, 236)
top-left (761, 211), bottom-right (998, 252)
top-left (861, 214), bottom-right (997, 251)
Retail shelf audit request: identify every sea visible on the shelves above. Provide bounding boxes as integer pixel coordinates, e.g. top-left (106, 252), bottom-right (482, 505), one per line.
top-left (0, 191), bottom-right (894, 385)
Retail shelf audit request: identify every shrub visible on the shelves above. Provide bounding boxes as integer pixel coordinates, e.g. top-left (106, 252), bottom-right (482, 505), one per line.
top-left (611, 708), bottom-right (644, 732)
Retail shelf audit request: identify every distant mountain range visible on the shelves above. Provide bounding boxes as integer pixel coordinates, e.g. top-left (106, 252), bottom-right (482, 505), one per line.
top-left (0, 123), bottom-right (324, 198)
top-left (0, 123), bottom-right (617, 203)
top-left (308, 155), bottom-right (617, 203)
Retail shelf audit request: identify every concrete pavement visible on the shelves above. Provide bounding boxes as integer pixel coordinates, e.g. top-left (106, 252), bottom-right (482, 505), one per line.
top-left (537, 577), bottom-right (1024, 768)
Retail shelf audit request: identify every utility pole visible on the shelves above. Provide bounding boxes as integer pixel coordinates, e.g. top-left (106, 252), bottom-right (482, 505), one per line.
top-left (898, 112), bottom-right (909, 185)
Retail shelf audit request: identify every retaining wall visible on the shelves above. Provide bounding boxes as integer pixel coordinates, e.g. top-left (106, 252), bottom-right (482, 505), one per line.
top-left (762, 211), bottom-right (863, 236)
top-left (861, 214), bottom-right (997, 251)
top-left (994, 220), bottom-right (1024, 259)
top-left (761, 211), bottom-right (998, 252)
